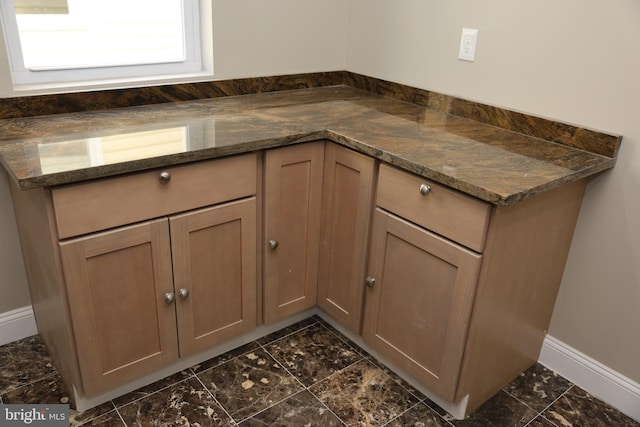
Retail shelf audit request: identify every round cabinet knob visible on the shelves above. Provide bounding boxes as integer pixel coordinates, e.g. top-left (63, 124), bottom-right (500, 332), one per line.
top-left (365, 276), bottom-right (376, 288)
top-left (159, 171), bottom-right (171, 184)
top-left (164, 292), bottom-right (175, 304)
top-left (178, 288), bottom-right (189, 299)
top-left (269, 239), bottom-right (279, 250)
top-left (419, 184), bottom-right (431, 196)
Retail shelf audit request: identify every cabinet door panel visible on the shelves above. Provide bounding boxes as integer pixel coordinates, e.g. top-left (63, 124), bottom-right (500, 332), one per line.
top-left (318, 144), bottom-right (375, 333)
top-left (59, 219), bottom-right (178, 394)
top-left (264, 142), bottom-right (324, 323)
top-left (363, 208), bottom-right (482, 400)
top-left (170, 198), bottom-right (257, 357)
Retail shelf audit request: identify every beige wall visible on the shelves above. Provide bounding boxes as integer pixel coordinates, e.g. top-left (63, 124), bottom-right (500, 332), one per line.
top-left (2, 0), bottom-right (639, 387)
top-left (0, 172), bottom-right (30, 313)
top-left (346, 0), bottom-right (640, 383)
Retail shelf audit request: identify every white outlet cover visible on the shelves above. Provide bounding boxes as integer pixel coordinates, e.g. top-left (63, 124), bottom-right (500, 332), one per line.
top-left (458, 28), bottom-right (479, 62)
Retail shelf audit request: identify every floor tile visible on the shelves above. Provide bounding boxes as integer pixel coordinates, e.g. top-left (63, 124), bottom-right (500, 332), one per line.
top-left (542, 385), bottom-right (640, 427)
top-left (264, 322), bottom-right (363, 386)
top-left (503, 363), bottom-right (572, 412)
top-left (448, 390), bottom-right (538, 427)
top-left (385, 402), bottom-right (453, 426)
top-left (197, 348), bottom-right (303, 422)
top-left (310, 359), bottom-right (419, 426)
top-left (238, 390), bottom-right (342, 426)
top-left (191, 341), bottom-right (261, 374)
top-left (117, 376), bottom-right (233, 426)
top-left (314, 317), bottom-right (369, 357)
top-left (112, 369), bottom-right (193, 408)
top-left (0, 335), bottom-right (56, 393)
top-left (525, 415), bottom-right (558, 426)
top-left (73, 409), bottom-right (125, 426)
top-left (69, 403), bottom-right (119, 426)
top-left (2, 372), bottom-right (72, 405)
top-left (366, 355), bottom-right (426, 401)
top-left (255, 317), bottom-right (319, 347)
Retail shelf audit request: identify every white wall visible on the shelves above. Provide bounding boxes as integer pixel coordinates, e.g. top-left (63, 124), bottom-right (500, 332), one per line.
top-left (346, 0), bottom-right (640, 384)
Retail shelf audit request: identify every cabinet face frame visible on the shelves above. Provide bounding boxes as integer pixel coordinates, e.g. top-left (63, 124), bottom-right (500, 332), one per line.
top-left (59, 219), bottom-right (179, 394)
top-left (363, 208), bottom-right (482, 400)
top-left (317, 143), bottom-right (376, 333)
top-left (263, 141), bottom-right (325, 324)
top-left (169, 197), bottom-right (257, 357)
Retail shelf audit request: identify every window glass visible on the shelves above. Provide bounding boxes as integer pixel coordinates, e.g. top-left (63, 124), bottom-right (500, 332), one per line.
top-left (0, 0), bottom-right (208, 89)
top-left (15, 0), bottom-right (185, 70)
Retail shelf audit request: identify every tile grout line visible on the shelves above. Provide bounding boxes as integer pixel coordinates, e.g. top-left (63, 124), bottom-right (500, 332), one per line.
top-left (256, 319), bottom-right (322, 348)
top-left (0, 370), bottom-right (59, 397)
top-left (257, 326), bottom-right (351, 426)
top-left (75, 400), bottom-right (118, 426)
top-left (290, 319), bottom-right (441, 426)
top-left (316, 319), bottom-right (432, 405)
top-left (191, 372), bottom-right (238, 426)
top-left (110, 373), bottom-right (197, 411)
top-left (112, 405), bottom-right (128, 427)
top-left (522, 384), bottom-right (575, 427)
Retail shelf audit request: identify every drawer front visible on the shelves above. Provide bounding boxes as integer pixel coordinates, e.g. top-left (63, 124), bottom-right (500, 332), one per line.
top-left (376, 164), bottom-right (490, 252)
top-left (53, 153), bottom-right (258, 239)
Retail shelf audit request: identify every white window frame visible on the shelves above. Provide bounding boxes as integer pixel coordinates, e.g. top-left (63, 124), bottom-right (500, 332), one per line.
top-left (0, 0), bottom-right (213, 95)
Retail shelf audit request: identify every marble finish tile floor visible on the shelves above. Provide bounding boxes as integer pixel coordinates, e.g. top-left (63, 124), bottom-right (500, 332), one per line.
top-left (1, 316), bottom-right (638, 426)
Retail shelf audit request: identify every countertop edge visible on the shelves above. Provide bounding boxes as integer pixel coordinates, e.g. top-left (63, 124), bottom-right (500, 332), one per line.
top-left (11, 128), bottom-right (615, 207)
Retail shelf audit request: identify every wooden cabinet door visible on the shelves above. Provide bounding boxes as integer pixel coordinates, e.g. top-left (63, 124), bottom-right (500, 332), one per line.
top-left (317, 144), bottom-right (375, 333)
top-left (170, 198), bottom-right (257, 357)
top-left (363, 208), bottom-right (482, 400)
top-left (263, 142), bottom-right (325, 323)
top-left (59, 219), bottom-right (178, 394)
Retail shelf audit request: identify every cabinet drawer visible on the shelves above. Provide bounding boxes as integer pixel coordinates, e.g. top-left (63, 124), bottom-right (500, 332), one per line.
top-left (53, 153), bottom-right (257, 239)
top-left (376, 164), bottom-right (490, 252)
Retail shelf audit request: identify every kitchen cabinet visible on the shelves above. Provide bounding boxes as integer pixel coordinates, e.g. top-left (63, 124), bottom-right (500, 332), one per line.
top-left (263, 142), bottom-right (325, 323)
top-left (362, 163), bottom-right (586, 414)
top-left (317, 143), bottom-right (375, 333)
top-left (363, 208), bottom-right (482, 399)
top-left (169, 199), bottom-right (257, 358)
top-left (60, 197), bottom-right (257, 395)
top-left (18, 153), bottom-right (259, 397)
top-left (59, 219), bottom-right (179, 394)
top-left (363, 164), bottom-right (488, 400)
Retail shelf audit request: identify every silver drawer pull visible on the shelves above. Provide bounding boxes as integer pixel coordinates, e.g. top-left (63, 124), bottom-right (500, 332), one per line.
top-left (178, 288), bottom-right (189, 299)
top-left (159, 171), bottom-right (171, 184)
top-left (419, 184), bottom-right (431, 196)
top-left (269, 239), bottom-right (279, 250)
top-left (164, 292), bottom-right (175, 304)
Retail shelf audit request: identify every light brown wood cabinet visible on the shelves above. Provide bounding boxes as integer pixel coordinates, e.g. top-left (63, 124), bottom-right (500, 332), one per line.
top-left (362, 163), bottom-right (587, 415)
top-left (170, 199), bottom-right (257, 358)
top-left (59, 219), bottom-right (179, 394)
top-left (317, 143), bottom-right (376, 333)
top-left (363, 208), bottom-right (482, 400)
top-left (17, 154), bottom-right (259, 397)
top-left (263, 142), bottom-right (325, 323)
top-left (9, 142), bottom-right (588, 416)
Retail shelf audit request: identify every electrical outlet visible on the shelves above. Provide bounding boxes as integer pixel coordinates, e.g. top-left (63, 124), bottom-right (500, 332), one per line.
top-left (458, 28), bottom-right (479, 62)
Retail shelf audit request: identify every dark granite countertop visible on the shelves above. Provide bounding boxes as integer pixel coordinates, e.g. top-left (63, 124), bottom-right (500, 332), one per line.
top-left (0, 86), bottom-right (618, 206)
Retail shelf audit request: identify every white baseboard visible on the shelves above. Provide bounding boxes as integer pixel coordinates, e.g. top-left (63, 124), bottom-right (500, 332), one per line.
top-left (0, 305), bottom-right (38, 346)
top-left (539, 335), bottom-right (640, 423)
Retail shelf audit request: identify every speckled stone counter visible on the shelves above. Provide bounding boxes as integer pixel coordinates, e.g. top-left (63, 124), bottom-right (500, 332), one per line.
top-left (0, 83), bottom-right (620, 206)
